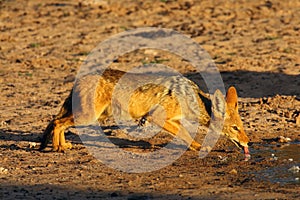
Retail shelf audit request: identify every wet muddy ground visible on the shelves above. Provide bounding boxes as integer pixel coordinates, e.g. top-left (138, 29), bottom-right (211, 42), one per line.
top-left (0, 0), bottom-right (299, 199)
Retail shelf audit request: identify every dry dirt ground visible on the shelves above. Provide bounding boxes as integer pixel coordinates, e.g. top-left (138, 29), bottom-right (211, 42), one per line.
top-left (0, 0), bottom-right (299, 199)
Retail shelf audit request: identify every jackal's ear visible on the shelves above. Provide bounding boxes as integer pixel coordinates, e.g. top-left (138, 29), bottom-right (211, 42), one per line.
top-left (226, 86), bottom-right (238, 110)
top-left (212, 89), bottom-right (225, 119)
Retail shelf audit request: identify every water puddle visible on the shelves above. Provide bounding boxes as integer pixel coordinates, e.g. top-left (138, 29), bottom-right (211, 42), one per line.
top-left (250, 141), bottom-right (300, 185)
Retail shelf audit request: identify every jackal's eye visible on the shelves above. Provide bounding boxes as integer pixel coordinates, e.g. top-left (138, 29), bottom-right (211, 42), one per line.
top-left (232, 125), bottom-right (239, 131)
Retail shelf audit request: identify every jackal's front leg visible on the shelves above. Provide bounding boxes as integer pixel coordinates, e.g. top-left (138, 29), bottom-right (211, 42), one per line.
top-left (163, 120), bottom-right (201, 151)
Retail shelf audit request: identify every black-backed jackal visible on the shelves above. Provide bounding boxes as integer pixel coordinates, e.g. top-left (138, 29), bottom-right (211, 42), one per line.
top-left (40, 69), bottom-right (250, 158)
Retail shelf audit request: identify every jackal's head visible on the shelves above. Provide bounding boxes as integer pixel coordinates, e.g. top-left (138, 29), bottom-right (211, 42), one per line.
top-left (211, 86), bottom-right (250, 156)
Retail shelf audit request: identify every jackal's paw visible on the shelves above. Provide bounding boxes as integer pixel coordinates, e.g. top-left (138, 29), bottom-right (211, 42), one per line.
top-left (188, 142), bottom-right (201, 151)
top-left (188, 146), bottom-right (198, 151)
top-left (200, 146), bottom-right (212, 152)
top-left (52, 142), bottom-right (72, 152)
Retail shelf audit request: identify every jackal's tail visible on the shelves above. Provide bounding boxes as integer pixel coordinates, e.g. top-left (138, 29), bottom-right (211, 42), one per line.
top-left (39, 120), bottom-right (54, 151)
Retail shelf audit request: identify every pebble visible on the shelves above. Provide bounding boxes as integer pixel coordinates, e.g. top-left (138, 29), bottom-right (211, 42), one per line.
top-left (229, 169), bottom-right (238, 175)
top-left (218, 155), bottom-right (228, 162)
top-left (0, 167), bottom-right (8, 174)
top-left (28, 142), bottom-right (37, 148)
top-left (271, 154), bottom-right (278, 161)
top-left (277, 136), bottom-right (291, 143)
top-left (288, 166), bottom-right (299, 173)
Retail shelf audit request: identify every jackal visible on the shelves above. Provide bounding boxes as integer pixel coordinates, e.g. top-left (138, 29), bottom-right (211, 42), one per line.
top-left (40, 69), bottom-right (250, 158)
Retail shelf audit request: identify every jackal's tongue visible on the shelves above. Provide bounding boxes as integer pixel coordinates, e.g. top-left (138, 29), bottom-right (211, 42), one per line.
top-left (244, 146), bottom-right (251, 161)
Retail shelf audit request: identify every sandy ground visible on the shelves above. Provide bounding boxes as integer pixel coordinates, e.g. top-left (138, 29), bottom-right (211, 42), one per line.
top-left (0, 0), bottom-right (299, 199)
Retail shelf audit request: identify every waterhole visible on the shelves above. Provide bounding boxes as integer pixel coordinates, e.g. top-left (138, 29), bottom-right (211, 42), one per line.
top-left (250, 141), bottom-right (300, 185)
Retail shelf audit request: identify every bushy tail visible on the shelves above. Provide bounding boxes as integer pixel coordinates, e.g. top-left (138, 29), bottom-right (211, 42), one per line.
top-left (39, 120), bottom-right (54, 151)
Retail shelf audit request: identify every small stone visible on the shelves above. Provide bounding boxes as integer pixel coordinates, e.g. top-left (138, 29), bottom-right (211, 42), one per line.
top-left (0, 167), bottom-right (8, 174)
top-left (218, 155), bottom-right (228, 162)
top-left (179, 174), bottom-right (183, 178)
top-left (271, 156), bottom-right (278, 161)
top-left (28, 142), bottom-right (37, 148)
top-left (277, 136), bottom-right (291, 143)
top-left (270, 154), bottom-right (278, 161)
top-left (229, 169), bottom-right (238, 175)
top-left (288, 158), bottom-right (293, 162)
top-left (288, 166), bottom-right (299, 173)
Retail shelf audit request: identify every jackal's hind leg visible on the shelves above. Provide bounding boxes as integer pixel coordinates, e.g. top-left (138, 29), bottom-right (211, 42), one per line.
top-left (52, 116), bottom-right (74, 152)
